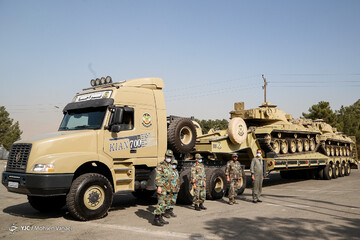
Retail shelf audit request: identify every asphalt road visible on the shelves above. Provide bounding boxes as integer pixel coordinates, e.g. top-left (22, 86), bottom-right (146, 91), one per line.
top-left (1, 161), bottom-right (360, 240)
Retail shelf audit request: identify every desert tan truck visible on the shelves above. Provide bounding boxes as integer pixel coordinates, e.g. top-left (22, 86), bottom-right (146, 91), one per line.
top-left (2, 77), bottom-right (246, 220)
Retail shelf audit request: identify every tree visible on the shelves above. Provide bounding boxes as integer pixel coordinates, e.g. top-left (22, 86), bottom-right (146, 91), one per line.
top-left (302, 101), bottom-right (339, 128)
top-left (336, 99), bottom-right (360, 155)
top-left (195, 119), bottom-right (229, 134)
top-left (0, 106), bottom-right (22, 150)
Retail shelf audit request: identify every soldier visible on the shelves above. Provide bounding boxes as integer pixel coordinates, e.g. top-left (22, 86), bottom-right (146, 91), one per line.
top-left (225, 153), bottom-right (242, 205)
top-left (164, 159), bottom-right (180, 218)
top-left (153, 149), bottom-right (174, 226)
top-left (250, 149), bottom-right (264, 203)
top-left (191, 153), bottom-right (207, 211)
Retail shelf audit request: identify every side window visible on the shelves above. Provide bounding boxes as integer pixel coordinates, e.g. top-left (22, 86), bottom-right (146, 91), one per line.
top-left (121, 107), bottom-right (134, 131)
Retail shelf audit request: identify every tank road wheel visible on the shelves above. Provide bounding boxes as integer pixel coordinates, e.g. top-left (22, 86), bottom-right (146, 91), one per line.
top-left (228, 117), bottom-right (248, 145)
top-left (339, 163), bottom-right (345, 177)
top-left (237, 167), bottom-right (247, 195)
top-left (303, 139), bottom-right (310, 151)
top-left (66, 173), bottom-right (113, 221)
top-left (296, 139), bottom-right (303, 152)
top-left (206, 168), bottom-right (227, 200)
top-left (346, 147), bottom-right (350, 156)
top-left (332, 163), bottom-right (339, 179)
top-left (271, 140), bottom-right (280, 154)
top-left (325, 146), bottom-right (331, 156)
top-left (345, 162), bottom-right (351, 176)
top-left (323, 164), bottom-right (333, 180)
top-left (335, 147), bottom-right (339, 156)
top-left (28, 195), bottom-right (66, 212)
top-left (330, 147), bottom-right (335, 156)
top-left (177, 169), bottom-right (193, 204)
top-left (288, 139), bottom-right (297, 153)
top-left (309, 138), bottom-right (316, 151)
top-left (280, 140), bottom-right (288, 154)
top-left (168, 118), bottom-right (197, 154)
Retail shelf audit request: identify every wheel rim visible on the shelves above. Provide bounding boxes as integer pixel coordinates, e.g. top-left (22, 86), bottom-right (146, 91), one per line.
top-left (326, 146), bottom-right (331, 156)
top-left (335, 165), bottom-right (339, 176)
top-left (304, 139), bottom-right (310, 151)
top-left (329, 166), bottom-right (333, 178)
top-left (296, 139), bottom-right (303, 152)
top-left (214, 176), bottom-right (224, 193)
top-left (272, 140), bottom-right (280, 154)
top-left (309, 138), bottom-right (316, 151)
top-left (289, 140), bottom-right (296, 153)
top-left (83, 185), bottom-right (105, 210)
top-left (280, 141), bottom-right (288, 154)
top-left (179, 126), bottom-right (192, 145)
top-left (341, 165), bottom-right (345, 175)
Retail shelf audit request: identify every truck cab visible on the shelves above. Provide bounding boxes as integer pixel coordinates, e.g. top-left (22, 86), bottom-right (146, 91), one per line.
top-left (2, 77), bottom-right (168, 220)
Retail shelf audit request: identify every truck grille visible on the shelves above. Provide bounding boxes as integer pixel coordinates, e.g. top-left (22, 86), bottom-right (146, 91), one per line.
top-left (6, 143), bottom-right (32, 173)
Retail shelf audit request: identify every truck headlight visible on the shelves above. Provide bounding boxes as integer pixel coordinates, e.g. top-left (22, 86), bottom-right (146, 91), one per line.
top-left (32, 164), bottom-right (55, 172)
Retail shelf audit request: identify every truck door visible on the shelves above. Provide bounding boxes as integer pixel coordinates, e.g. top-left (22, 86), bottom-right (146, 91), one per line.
top-left (103, 106), bottom-right (158, 159)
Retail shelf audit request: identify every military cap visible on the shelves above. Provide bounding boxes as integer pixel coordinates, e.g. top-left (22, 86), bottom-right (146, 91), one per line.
top-left (165, 149), bottom-right (174, 157)
top-left (232, 153), bottom-right (238, 158)
top-left (171, 159), bottom-right (178, 165)
top-left (195, 153), bottom-right (203, 159)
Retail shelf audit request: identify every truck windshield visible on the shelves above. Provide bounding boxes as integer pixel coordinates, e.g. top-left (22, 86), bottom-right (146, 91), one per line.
top-left (59, 107), bottom-right (107, 131)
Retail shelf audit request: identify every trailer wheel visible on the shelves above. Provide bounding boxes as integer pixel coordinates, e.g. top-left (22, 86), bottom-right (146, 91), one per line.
top-left (28, 195), bottom-right (66, 212)
top-left (332, 163), bottom-right (339, 179)
top-left (344, 162), bottom-right (351, 176)
top-left (168, 118), bottom-right (197, 154)
top-left (323, 164), bottom-right (333, 180)
top-left (338, 163), bottom-right (345, 177)
top-left (237, 167), bottom-right (247, 195)
top-left (206, 168), bottom-right (227, 200)
top-left (317, 167), bottom-right (324, 180)
top-left (177, 169), bottom-right (193, 204)
top-left (66, 173), bottom-right (113, 221)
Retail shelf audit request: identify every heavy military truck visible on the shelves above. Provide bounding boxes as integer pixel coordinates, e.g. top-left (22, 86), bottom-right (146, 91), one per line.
top-left (1, 77), bottom-right (246, 220)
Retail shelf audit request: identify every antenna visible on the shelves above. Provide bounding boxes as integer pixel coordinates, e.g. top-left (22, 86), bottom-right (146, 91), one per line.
top-left (262, 74), bottom-right (268, 103)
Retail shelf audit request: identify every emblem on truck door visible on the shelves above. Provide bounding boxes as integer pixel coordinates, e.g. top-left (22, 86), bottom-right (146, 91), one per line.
top-left (142, 113), bottom-right (152, 127)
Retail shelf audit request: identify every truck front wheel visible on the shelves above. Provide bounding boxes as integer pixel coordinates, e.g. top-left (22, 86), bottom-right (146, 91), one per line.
top-left (66, 173), bottom-right (113, 221)
top-left (28, 195), bottom-right (66, 212)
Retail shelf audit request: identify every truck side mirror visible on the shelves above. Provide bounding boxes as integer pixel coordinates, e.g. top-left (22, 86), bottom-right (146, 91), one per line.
top-left (108, 108), bottom-right (124, 132)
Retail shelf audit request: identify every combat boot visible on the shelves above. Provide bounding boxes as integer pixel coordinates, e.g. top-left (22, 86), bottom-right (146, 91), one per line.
top-left (163, 209), bottom-right (171, 218)
top-left (194, 204), bottom-right (201, 211)
top-left (169, 208), bottom-right (177, 217)
top-left (199, 203), bottom-right (207, 210)
top-left (153, 215), bottom-right (164, 227)
top-left (160, 214), bottom-right (169, 224)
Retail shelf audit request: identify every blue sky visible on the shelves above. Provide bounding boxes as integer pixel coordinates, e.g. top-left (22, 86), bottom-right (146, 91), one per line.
top-left (0, 0), bottom-right (359, 139)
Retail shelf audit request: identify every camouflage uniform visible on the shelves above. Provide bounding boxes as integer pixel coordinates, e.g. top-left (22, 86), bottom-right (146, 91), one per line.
top-left (225, 158), bottom-right (242, 204)
top-left (191, 161), bottom-right (206, 206)
top-left (154, 160), bottom-right (173, 215)
top-left (167, 165), bottom-right (180, 210)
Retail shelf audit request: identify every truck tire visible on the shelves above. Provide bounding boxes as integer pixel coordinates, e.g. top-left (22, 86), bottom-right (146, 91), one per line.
top-left (338, 163), bottom-right (345, 177)
top-left (28, 195), bottom-right (66, 212)
top-left (345, 162), bottom-right (351, 176)
top-left (332, 163), bottom-right (339, 179)
top-left (66, 173), bottom-right (113, 221)
top-left (228, 117), bottom-right (247, 144)
top-left (205, 168), bottom-right (227, 200)
top-left (168, 118), bottom-right (197, 154)
top-left (323, 164), bottom-right (333, 180)
top-left (317, 167), bottom-right (324, 180)
top-left (177, 168), bottom-right (193, 204)
top-left (237, 167), bottom-right (247, 195)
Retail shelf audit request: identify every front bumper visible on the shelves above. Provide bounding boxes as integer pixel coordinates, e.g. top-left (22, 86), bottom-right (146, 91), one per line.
top-left (2, 171), bottom-right (74, 196)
